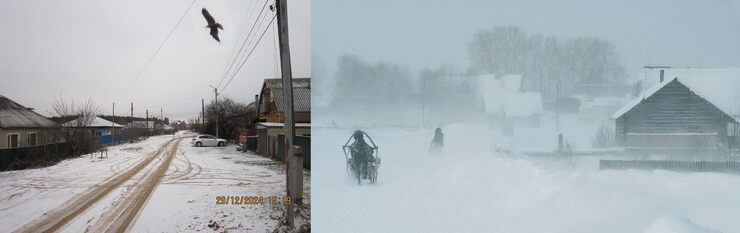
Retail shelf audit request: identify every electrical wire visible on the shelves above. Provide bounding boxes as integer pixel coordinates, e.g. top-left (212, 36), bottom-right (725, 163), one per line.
top-left (219, 14), bottom-right (276, 93)
top-left (215, 0), bottom-right (271, 90)
top-left (117, 0), bottom-right (197, 101)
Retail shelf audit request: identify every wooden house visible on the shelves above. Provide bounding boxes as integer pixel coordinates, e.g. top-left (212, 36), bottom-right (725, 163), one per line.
top-left (611, 77), bottom-right (737, 152)
top-left (257, 78), bottom-right (311, 123)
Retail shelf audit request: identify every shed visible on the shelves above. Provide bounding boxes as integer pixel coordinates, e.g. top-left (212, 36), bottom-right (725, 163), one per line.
top-left (612, 77), bottom-right (737, 152)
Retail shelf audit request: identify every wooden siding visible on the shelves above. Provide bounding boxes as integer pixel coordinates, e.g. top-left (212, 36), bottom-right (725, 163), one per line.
top-left (616, 80), bottom-right (733, 148)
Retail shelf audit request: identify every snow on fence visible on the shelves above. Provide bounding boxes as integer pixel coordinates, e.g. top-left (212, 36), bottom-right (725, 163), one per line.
top-left (600, 159), bottom-right (740, 174)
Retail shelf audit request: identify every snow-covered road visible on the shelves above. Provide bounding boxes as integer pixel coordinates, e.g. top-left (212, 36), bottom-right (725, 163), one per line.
top-left (313, 123), bottom-right (740, 233)
top-left (0, 132), bottom-right (309, 232)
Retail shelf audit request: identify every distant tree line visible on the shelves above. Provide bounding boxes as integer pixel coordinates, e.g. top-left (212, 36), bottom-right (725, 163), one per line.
top-left (324, 26), bottom-right (628, 124)
top-left (331, 55), bottom-right (414, 115)
top-left (468, 26), bottom-right (627, 99)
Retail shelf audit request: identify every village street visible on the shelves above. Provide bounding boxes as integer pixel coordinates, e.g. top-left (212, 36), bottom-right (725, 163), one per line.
top-left (0, 131), bottom-right (310, 232)
top-left (313, 124), bottom-right (740, 233)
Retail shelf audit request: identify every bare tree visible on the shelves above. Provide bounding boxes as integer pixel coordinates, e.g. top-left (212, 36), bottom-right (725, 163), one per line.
top-left (51, 96), bottom-right (102, 155)
top-left (204, 96), bottom-right (251, 140)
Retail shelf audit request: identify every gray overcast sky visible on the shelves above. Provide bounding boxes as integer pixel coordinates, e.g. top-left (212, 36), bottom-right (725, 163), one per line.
top-left (0, 0), bottom-right (310, 120)
top-left (314, 0), bottom-right (740, 78)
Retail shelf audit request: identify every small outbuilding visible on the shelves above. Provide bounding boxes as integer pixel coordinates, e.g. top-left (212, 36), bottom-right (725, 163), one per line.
top-left (612, 77), bottom-right (738, 152)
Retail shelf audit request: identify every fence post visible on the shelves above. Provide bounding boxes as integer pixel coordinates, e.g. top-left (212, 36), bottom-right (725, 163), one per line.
top-left (558, 133), bottom-right (563, 153)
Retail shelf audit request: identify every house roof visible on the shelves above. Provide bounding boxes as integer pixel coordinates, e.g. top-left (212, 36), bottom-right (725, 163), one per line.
top-left (611, 77), bottom-right (738, 121)
top-left (262, 78), bottom-right (311, 112)
top-left (256, 122), bottom-right (311, 128)
top-left (0, 95), bottom-right (58, 128)
top-left (63, 116), bottom-right (124, 128)
top-left (478, 74), bottom-right (543, 117)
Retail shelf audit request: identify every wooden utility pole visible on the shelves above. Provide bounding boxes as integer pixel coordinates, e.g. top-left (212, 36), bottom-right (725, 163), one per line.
top-left (146, 109), bottom-right (149, 130)
top-left (209, 85), bottom-right (219, 138)
top-left (112, 102), bottom-right (115, 145)
top-left (276, 0), bottom-right (298, 227)
top-left (130, 102), bottom-right (134, 143)
top-left (422, 76), bottom-right (426, 126)
top-left (555, 78), bottom-right (562, 132)
top-left (201, 98), bottom-right (205, 131)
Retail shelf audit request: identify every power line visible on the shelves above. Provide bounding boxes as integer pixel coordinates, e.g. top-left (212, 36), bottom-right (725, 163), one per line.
top-left (220, 14), bottom-right (277, 93)
top-left (218, 0), bottom-right (263, 86)
top-left (117, 0), bottom-right (197, 101)
top-left (216, 0), bottom-right (271, 90)
top-left (135, 91), bottom-right (210, 110)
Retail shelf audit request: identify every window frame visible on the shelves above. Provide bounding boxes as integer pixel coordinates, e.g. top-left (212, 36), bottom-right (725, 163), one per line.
top-left (27, 132), bottom-right (37, 147)
top-left (7, 133), bottom-right (20, 148)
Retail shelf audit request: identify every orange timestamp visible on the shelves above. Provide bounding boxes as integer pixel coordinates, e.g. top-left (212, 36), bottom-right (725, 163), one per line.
top-left (215, 195), bottom-right (291, 205)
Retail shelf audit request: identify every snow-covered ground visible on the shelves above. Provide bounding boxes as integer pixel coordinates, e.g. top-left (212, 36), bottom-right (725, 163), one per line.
top-left (0, 131), bottom-right (309, 232)
top-left (313, 123), bottom-right (740, 233)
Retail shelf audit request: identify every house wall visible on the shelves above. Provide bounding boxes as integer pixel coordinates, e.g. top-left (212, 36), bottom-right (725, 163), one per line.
top-left (263, 112), bottom-right (311, 123)
top-left (0, 128), bottom-right (64, 149)
top-left (616, 81), bottom-right (731, 149)
top-left (257, 126), bottom-right (311, 157)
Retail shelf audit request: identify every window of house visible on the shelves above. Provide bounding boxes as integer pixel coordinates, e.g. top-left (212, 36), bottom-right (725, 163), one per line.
top-left (7, 133), bottom-right (19, 148)
top-left (28, 133), bottom-right (37, 146)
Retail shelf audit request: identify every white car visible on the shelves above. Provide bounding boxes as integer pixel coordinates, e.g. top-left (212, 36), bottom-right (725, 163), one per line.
top-left (191, 135), bottom-right (227, 147)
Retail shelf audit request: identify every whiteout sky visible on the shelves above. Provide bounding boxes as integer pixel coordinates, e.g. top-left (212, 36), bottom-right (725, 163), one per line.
top-left (0, 0), bottom-right (310, 120)
top-left (314, 0), bottom-right (740, 78)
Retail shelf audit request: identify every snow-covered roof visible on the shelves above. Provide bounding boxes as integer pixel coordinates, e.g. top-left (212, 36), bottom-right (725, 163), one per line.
top-left (500, 74), bottom-right (522, 92)
top-left (256, 122), bottom-right (311, 128)
top-left (611, 78), bottom-right (674, 119)
top-left (613, 68), bottom-right (740, 120)
top-left (63, 116), bottom-right (124, 128)
top-left (478, 74), bottom-right (543, 117)
top-left (261, 78), bottom-right (311, 112)
top-left (0, 95), bottom-right (58, 128)
top-left (501, 92), bottom-right (543, 116)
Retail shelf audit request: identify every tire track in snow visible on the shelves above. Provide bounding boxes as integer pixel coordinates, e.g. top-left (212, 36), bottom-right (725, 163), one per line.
top-left (86, 138), bottom-right (185, 233)
top-left (12, 138), bottom-right (178, 233)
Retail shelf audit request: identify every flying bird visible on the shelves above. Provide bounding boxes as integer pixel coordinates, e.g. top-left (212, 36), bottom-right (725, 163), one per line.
top-left (201, 8), bottom-right (223, 42)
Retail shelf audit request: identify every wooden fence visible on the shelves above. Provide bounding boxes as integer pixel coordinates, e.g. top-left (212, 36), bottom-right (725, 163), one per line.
top-left (0, 142), bottom-right (72, 171)
top-left (600, 159), bottom-right (740, 174)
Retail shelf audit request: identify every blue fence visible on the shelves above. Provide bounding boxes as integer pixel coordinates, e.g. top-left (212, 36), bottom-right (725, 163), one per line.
top-left (98, 135), bottom-right (127, 145)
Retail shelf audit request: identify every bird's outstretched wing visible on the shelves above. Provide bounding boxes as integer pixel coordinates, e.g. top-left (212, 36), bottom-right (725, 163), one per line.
top-left (202, 8), bottom-right (215, 25)
top-left (210, 27), bottom-right (221, 42)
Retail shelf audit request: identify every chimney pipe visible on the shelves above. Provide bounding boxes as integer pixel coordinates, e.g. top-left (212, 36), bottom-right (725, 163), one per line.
top-left (660, 70), bottom-right (665, 82)
top-left (255, 94), bottom-right (260, 115)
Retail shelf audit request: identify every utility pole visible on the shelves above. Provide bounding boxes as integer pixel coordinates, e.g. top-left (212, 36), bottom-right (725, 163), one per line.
top-left (422, 76), bottom-right (426, 127)
top-left (556, 79), bottom-right (560, 132)
top-left (201, 98), bottom-right (205, 132)
top-left (209, 85), bottom-right (219, 138)
top-left (130, 102), bottom-right (134, 143)
top-left (146, 109), bottom-right (149, 131)
top-left (276, 0), bottom-right (300, 227)
top-left (112, 102), bottom-right (115, 145)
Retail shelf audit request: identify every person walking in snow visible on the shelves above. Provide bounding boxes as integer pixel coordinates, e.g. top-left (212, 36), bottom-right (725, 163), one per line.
top-left (429, 127), bottom-right (444, 153)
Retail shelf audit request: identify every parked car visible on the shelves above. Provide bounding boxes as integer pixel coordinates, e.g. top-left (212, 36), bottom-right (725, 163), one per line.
top-left (191, 135), bottom-right (227, 147)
